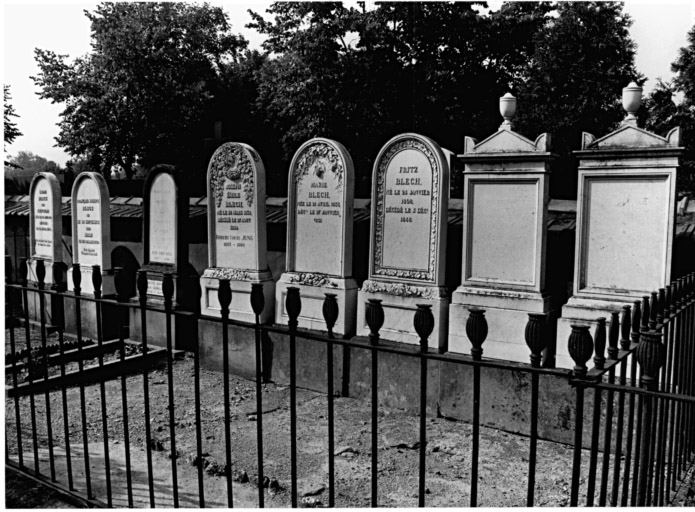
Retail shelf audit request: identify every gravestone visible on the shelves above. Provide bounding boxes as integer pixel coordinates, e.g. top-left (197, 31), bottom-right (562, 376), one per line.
top-left (276, 138), bottom-right (357, 334)
top-left (26, 172), bottom-right (64, 326)
top-left (131, 164), bottom-right (193, 349)
top-left (357, 133), bottom-right (450, 349)
top-left (200, 142), bottom-right (275, 324)
top-left (449, 94), bottom-right (556, 363)
top-left (556, 83), bottom-right (683, 369)
top-left (66, 171), bottom-right (117, 339)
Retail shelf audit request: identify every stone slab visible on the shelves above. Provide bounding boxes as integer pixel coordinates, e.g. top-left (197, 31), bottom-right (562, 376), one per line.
top-left (200, 274), bottom-right (275, 325)
top-left (128, 304), bottom-right (196, 351)
top-left (63, 294), bottom-right (121, 341)
top-left (147, 172), bottom-right (178, 265)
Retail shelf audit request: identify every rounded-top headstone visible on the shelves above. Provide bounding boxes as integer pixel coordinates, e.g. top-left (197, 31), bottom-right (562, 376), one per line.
top-left (287, 138), bottom-right (355, 277)
top-left (207, 142), bottom-right (268, 272)
top-left (70, 171), bottom-right (111, 270)
top-left (29, 172), bottom-right (63, 262)
top-left (370, 132), bottom-right (449, 286)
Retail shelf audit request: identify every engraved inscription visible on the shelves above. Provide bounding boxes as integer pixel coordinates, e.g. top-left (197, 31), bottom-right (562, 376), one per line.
top-left (32, 178), bottom-right (54, 258)
top-left (75, 178), bottom-right (102, 267)
top-left (148, 173), bottom-right (177, 265)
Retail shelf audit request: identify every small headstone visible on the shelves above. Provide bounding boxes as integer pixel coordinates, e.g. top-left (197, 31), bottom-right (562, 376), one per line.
top-left (70, 172), bottom-right (113, 295)
top-left (201, 142), bottom-right (275, 323)
top-left (28, 172), bottom-right (63, 284)
top-left (357, 133), bottom-right (450, 349)
top-left (276, 138), bottom-right (357, 334)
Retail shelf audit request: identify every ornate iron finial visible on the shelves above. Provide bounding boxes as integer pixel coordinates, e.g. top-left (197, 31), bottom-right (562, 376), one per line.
top-left (251, 283), bottom-right (265, 317)
top-left (608, 311), bottom-right (620, 361)
top-left (593, 318), bottom-right (606, 370)
top-left (525, 313), bottom-right (547, 368)
top-left (466, 308), bottom-right (488, 361)
top-left (19, 257), bottom-right (28, 287)
top-left (285, 286), bottom-right (302, 325)
top-left (365, 299), bottom-right (384, 338)
top-left (664, 285), bottom-right (672, 318)
top-left (568, 324), bottom-right (593, 378)
top-left (620, 305), bottom-right (631, 351)
top-left (36, 259), bottom-right (46, 290)
top-left (414, 304), bottom-right (435, 351)
top-left (499, 92), bottom-right (517, 131)
top-left (92, 265), bottom-right (102, 298)
top-left (72, 263), bottom-right (81, 294)
top-left (641, 295), bottom-right (650, 332)
top-left (636, 330), bottom-right (665, 390)
top-left (163, 273), bottom-right (176, 307)
top-left (52, 262), bottom-right (65, 293)
top-left (622, 81), bottom-right (642, 126)
top-left (322, 293), bottom-right (339, 334)
top-left (648, 292), bottom-right (657, 330)
top-left (631, 300), bottom-right (642, 344)
top-left (656, 288), bottom-right (665, 326)
top-left (137, 269), bottom-right (148, 303)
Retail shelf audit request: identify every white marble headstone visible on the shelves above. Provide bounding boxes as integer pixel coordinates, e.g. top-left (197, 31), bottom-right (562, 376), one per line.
top-left (30, 173), bottom-right (62, 261)
top-left (148, 172), bottom-right (177, 265)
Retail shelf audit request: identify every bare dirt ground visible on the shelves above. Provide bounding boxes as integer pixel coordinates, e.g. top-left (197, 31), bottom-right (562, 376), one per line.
top-left (5, 326), bottom-right (695, 507)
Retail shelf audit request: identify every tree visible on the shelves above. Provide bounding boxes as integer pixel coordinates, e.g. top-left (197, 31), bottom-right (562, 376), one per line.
top-left (645, 26), bottom-right (695, 196)
top-left (4, 85), bottom-right (23, 167)
top-left (32, 2), bottom-right (248, 180)
top-left (513, 2), bottom-right (641, 198)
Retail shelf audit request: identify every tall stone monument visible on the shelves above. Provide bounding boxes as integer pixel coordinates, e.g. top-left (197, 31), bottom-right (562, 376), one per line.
top-left (357, 133), bottom-right (450, 350)
top-left (27, 172), bottom-right (64, 325)
top-left (70, 172), bottom-right (113, 295)
top-left (133, 164), bottom-right (193, 348)
top-left (556, 82), bottom-right (683, 369)
top-left (200, 142), bottom-right (275, 324)
top-left (276, 138), bottom-right (357, 334)
top-left (449, 93), bottom-right (555, 363)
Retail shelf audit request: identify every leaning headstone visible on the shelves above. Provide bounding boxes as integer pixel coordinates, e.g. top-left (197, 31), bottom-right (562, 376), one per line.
top-left (26, 172), bottom-right (64, 325)
top-left (131, 164), bottom-right (194, 349)
top-left (200, 142), bottom-right (275, 323)
top-left (276, 138), bottom-right (357, 334)
top-left (449, 93), bottom-right (555, 363)
top-left (556, 82), bottom-right (683, 369)
top-left (357, 133), bottom-right (450, 349)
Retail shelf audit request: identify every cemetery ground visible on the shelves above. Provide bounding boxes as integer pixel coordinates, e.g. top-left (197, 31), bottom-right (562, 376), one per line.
top-left (5, 326), bottom-right (695, 508)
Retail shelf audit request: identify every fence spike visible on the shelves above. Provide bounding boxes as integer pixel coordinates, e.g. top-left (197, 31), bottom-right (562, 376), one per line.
top-left (641, 295), bottom-right (650, 332)
top-left (365, 299), bottom-right (384, 338)
top-left (414, 304), bottom-right (435, 347)
top-left (322, 293), bottom-right (339, 333)
top-left (36, 259), bottom-right (46, 290)
top-left (620, 305), bottom-right (631, 351)
top-left (608, 311), bottom-right (620, 360)
top-left (664, 285), bottom-right (672, 318)
top-left (568, 324), bottom-right (593, 378)
top-left (251, 283), bottom-right (265, 317)
top-left (648, 292), bottom-right (657, 330)
top-left (137, 270), bottom-right (148, 303)
top-left (92, 265), bottom-right (102, 298)
top-left (163, 273), bottom-right (176, 307)
top-left (656, 288), bottom-right (665, 325)
top-left (466, 308), bottom-right (488, 361)
top-left (636, 330), bottom-right (665, 390)
top-left (525, 313), bottom-right (547, 368)
top-left (72, 263), bottom-right (81, 294)
top-left (285, 287), bottom-right (302, 325)
top-left (52, 262), bottom-right (65, 293)
top-left (631, 300), bottom-right (642, 344)
top-left (593, 317), bottom-right (606, 370)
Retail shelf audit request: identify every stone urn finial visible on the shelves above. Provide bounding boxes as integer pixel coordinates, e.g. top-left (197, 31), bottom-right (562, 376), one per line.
top-left (622, 81), bottom-right (642, 126)
top-left (499, 92), bottom-right (517, 131)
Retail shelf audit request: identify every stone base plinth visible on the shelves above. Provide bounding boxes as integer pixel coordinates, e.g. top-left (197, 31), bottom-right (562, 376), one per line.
top-left (129, 300), bottom-right (195, 351)
top-left (556, 295), bottom-right (635, 370)
top-left (200, 270), bottom-right (275, 324)
top-left (24, 288), bottom-right (58, 328)
top-left (356, 282), bottom-right (449, 351)
top-left (69, 265), bottom-right (115, 296)
top-left (63, 293), bottom-right (121, 341)
top-left (449, 287), bottom-right (553, 364)
top-left (275, 274), bottom-right (358, 335)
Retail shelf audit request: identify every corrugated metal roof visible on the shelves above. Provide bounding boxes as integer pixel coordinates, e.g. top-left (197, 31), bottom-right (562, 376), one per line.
top-left (5, 194), bottom-right (693, 238)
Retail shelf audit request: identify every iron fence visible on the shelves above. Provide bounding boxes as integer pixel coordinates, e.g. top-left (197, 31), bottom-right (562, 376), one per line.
top-left (4, 257), bottom-right (695, 507)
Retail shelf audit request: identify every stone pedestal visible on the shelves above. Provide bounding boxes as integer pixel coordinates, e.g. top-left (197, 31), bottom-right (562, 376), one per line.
top-left (357, 282), bottom-right (449, 350)
top-left (449, 100), bottom-right (554, 363)
top-left (276, 274), bottom-right (358, 334)
top-left (555, 93), bottom-right (682, 369)
top-left (200, 269), bottom-right (275, 324)
top-left (63, 292), bottom-right (121, 341)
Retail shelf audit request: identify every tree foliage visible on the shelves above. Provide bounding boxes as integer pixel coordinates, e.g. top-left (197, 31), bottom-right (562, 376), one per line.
top-left (4, 85), bottom-right (23, 167)
top-left (513, 2), bottom-right (640, 198)
top-left (32, 2), bottom-right (248, 180)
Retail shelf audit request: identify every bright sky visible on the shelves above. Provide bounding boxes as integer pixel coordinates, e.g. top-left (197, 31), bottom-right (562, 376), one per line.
top-left (3, 1), bottom-right (695, 167)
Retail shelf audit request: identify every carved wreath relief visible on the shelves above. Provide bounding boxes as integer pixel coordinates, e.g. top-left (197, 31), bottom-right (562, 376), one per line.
top-left (209, 143), bottom-right (255, 208)
top-left (294, 142), bottom-right (344, 192)
top-left (373, 139), bottom-right (440, 282)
